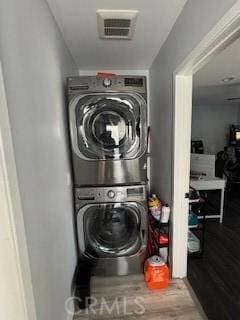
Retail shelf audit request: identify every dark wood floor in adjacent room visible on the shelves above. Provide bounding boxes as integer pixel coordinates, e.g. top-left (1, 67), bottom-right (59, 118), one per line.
top-left (188, 188), bottom-right (240, 320)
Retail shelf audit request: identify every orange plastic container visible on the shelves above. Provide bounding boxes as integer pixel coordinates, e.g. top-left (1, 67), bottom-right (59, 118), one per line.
top-left (144, 256), bottom-right (169, 290)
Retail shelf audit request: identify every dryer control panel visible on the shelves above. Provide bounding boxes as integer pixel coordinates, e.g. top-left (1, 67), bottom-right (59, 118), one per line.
top-left (67, 75), bottom-right (147, 96)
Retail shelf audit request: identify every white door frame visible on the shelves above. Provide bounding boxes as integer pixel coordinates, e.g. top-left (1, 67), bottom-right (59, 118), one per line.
top-left (172, 0), bottom-right (240, 278)
top-left (0, 62), bottom-right (37, 320)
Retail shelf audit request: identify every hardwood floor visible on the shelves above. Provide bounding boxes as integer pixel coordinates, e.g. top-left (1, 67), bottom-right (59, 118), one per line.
top-left (73, 275), bottom-right (204, 320)
top-left (188, 189), bottom-right (240, 320)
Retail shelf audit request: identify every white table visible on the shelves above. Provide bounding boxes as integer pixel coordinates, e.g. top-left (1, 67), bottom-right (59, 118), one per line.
top-left (190, 177), bottom-right (226, 223)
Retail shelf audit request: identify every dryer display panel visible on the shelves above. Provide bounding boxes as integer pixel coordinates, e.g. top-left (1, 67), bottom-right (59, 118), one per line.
top-left (83, 203), bottom-right (142, 257)
top-left (73, 94), bottom-right (147, 160)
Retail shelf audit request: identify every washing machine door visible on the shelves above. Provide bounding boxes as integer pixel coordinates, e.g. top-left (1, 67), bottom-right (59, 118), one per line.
top-left (69, 93), bottom-right (147, 160)
top-left (77, 202), bottom-right (146, 258)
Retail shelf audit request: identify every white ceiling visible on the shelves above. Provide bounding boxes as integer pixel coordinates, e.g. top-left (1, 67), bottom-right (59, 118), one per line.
top-left (192, 83), bottom-right (240, 106)
top-left (194, 37), bottom-right (240, 88)
top-left (193, 37), bottom-right (240, 105)
top-left (46, 0), bottom-right (187, 70)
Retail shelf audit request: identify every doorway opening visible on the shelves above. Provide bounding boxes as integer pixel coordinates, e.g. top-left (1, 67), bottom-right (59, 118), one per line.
top-left (172, 0), bottom-right (240, 277)
top-left (172, 1), bottom-right (240, 317)
top-left (188, 36), bottom-right (240, 319)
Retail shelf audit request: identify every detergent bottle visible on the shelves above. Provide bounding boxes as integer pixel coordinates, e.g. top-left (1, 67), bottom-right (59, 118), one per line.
top-left (144, 255), bottom-right (169, 290)
top-left (148, 194), bottom-right (161, 221)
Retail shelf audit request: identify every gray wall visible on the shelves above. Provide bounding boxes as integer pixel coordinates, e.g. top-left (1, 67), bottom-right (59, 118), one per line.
top-left (149, 0), bottom-right (237, 203)
top-left (0, 0), bottom-right (78, 319)
top-left (192, 105), bottom-right (240, 155)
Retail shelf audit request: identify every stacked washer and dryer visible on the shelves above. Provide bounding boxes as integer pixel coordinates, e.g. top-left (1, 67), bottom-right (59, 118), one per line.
top-left (67, 75), bottom-right (148, 276)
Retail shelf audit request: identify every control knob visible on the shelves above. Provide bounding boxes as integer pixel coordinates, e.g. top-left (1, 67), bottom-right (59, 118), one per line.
top-left (107, 190), bottom-right (115, 199)
top-left (103, 78), bottom-right (112, 87)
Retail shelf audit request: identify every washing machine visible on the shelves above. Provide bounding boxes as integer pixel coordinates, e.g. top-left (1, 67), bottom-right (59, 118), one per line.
top-left (75, 185), bottom-right (147, 276)
top-left (67, 75), bottom-right (148, 187)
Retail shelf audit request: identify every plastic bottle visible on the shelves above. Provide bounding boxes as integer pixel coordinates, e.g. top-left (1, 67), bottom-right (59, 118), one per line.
top-left (144, 255), bottom-right (169, 290)
top-left (148, 194), bottom-right (161, 221)
top-left (161, 204), bottom-right (170, 223)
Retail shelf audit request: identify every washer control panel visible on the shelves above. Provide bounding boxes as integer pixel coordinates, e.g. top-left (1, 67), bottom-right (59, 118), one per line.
top-left (76, 185), bottom-right (146, 203)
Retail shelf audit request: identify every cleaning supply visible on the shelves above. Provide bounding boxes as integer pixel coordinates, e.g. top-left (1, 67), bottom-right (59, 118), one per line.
top-left (144, 255), bottom-right (169, 290)
top-left (159, 231), bottom-right (168, 245)
top-left (188, 211), bottom-right (198, 227)
top-left (148, 194), bottom-right (161, 221)
top-left (161, 204), bottom-right (170, 223)
top-left (188, 230), bottom-right (200, 253)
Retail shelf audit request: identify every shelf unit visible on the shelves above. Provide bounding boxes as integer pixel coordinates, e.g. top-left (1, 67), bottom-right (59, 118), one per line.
top-left (148, 215), bottom-right (169, 264)
top-left (188, 197), bottom-right (206, 258)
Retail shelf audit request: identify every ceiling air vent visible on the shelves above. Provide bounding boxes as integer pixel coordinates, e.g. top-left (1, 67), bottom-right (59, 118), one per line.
top-left (97, 10), bottom-right (138, 40)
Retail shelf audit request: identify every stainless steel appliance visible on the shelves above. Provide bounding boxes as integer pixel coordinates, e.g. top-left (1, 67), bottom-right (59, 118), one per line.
top-left (75, 185), bottom-right (147, 276)
top-left (67, 76), bottom-right (147, 187)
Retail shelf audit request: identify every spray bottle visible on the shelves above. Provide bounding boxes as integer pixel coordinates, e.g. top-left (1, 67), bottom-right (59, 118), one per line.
top-left (161, 204), bottom-right (170, 223)
top-left (148, 194), bottom-right (161, 221)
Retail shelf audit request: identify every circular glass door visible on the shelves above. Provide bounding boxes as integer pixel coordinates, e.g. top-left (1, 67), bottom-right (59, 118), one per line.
top-left (92, 110), bottom-right (127, 150)
top-left (74, 94), bottom-right (146, 160)
top-left (83, 203), bottom-right (141, 257)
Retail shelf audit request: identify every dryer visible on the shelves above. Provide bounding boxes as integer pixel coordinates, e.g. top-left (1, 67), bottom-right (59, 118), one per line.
top-left (67, 76), bottom-right (147, 187)
top-left (75, 185), bottom-right (147, 276)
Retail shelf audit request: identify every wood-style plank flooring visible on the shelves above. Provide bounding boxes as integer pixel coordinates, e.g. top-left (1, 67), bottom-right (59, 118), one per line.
top-left (188, 189), bottom-right (240, 320)
top-left (73, 275), bottom-right (204, 320)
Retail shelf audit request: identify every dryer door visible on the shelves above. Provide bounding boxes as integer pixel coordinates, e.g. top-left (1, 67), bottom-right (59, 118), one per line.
top-left (70, 93), bottom-right (147, 160)
top-left (77, 202), bottom-right (146, 258)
